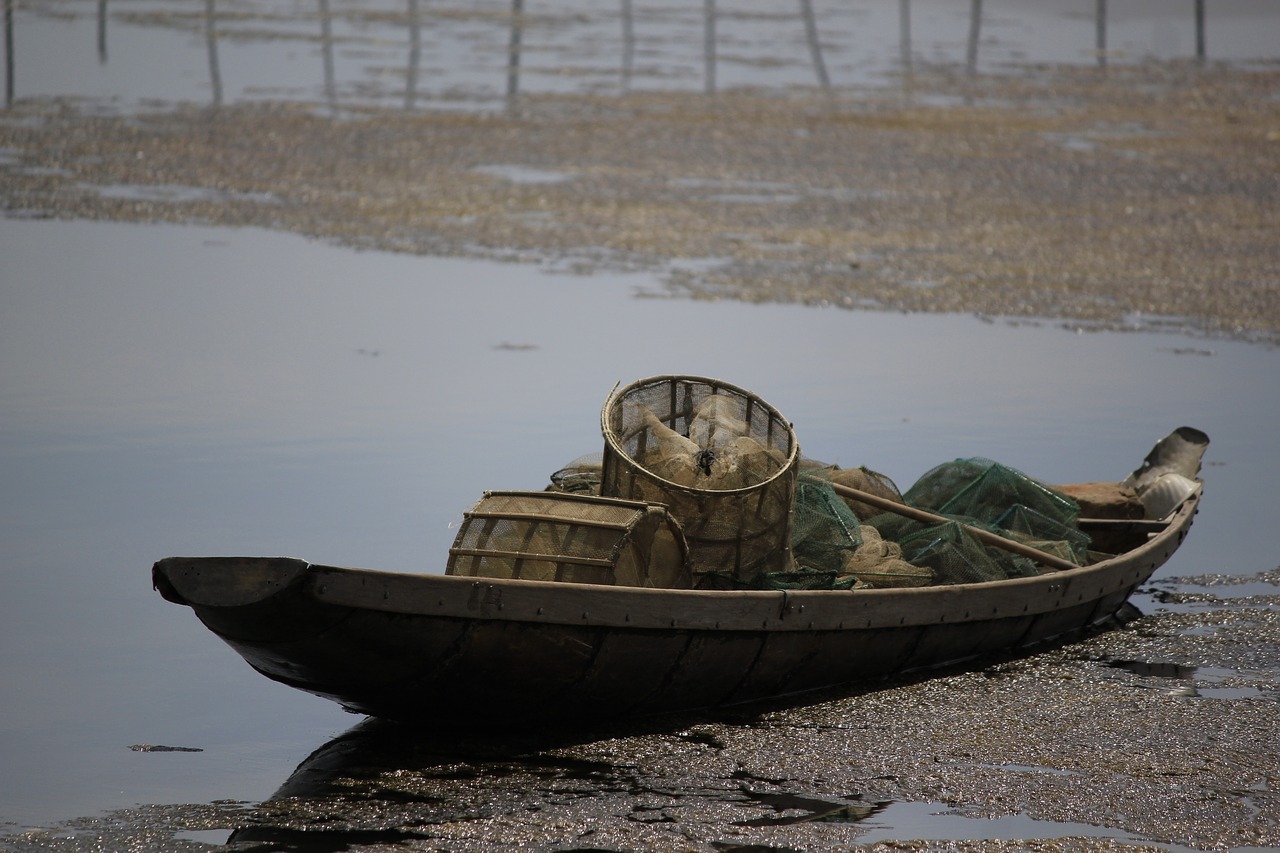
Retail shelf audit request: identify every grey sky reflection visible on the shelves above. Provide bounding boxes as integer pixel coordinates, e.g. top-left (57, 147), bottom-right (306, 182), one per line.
top-left (2, 216), bottom-right (1277, 577)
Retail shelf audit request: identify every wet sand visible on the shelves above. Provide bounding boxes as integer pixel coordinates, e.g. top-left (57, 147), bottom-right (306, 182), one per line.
top-left (2, 64), bottom-right (1278, 344)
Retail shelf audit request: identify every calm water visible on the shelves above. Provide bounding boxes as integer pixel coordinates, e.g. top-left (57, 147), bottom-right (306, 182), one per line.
top-left (3, 0), bottom-right (1280, 843)
top-left (1, 218), bottom-right (1278, 833)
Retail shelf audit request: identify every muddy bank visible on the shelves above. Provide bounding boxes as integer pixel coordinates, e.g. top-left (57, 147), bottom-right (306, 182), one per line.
top-left (3, 64), bottom-right (1278, 344)
top-left (5, 571), bottom-right (1277, 852)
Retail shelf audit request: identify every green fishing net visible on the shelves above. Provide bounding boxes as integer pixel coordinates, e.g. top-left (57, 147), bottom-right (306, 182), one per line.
top-left (791, 472), bottom-right (863, 575)
top-left (906, 458), bottom-right (1080, 528)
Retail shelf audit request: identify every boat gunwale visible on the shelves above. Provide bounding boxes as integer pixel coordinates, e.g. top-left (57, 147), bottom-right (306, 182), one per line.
top-left (289, 487), bottom-right (1199, 633)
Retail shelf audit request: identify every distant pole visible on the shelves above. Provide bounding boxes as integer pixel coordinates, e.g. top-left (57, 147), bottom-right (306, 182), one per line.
top-left (205, 0), bottom-right (222, 107)
top-left (620, 0), bottom-right (633, 90)
top-left (704, 0), bottom-right (715, 94)
top-left (4, 0), bottom-right (13, 108)
top-left (799, 0), bottom-right (829, 89)
top-left (899, 0), bottom-right (911, 73)
top-left (98, 0), bottom-right (108, 63)
top-left (405, 0), bottom-right (420, 109)
top-left (319, 0), bottom-right (335, 110)
top-left (1095, 0), bottom-right (1106, 68)
top-left (1194, 0), bottom-right (1205, 61)
top-left (507, 0), bottom-right (523, 101)
top-left (966, 0), bottom-right (982, 75)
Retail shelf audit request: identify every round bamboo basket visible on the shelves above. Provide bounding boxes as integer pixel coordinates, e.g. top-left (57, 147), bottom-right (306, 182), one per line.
top-left (599, 375), bottom-right (799, 583)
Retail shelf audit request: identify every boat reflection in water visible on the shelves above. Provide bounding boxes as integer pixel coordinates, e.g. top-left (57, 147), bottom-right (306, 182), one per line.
top-left (224, 710), bottom-right (895, 846)
top-left (225, 717), bottom-right (666, 847)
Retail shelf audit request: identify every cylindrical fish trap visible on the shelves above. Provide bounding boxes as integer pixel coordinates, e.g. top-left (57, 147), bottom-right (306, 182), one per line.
top-left (445, 491), bottom-right (692, 589)
top-left (599, 375), bottom-right (799, 583)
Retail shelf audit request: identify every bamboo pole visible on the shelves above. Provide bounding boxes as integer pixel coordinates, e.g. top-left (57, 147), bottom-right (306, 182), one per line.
top-left (1194, 0), bottom-right (1206, 61)
top-left (966, 0), bottom-right (982, 75)
top-left (704, 0), bottom-right (716, 94)
top-left (3, 0), bottom-right (13, 108)
top-left (405, 0), bottom-right (420, 109)
top-left (799, 0), bottom-right (829, 88)
top-left (829, 482), bottom-right (1079, 572)
top-left (899, 0), bottom-right (911, 72)
top-left (205, 0), bottom-right (222, 107)
top-left (1095, 0), bottom-right (1107, 68)
top-left (98, 0), bottom-right (108, 63)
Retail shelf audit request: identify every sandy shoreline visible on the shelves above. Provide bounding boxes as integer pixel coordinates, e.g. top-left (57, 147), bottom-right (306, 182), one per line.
top-left (3, 64), bottom-right (1278, 344)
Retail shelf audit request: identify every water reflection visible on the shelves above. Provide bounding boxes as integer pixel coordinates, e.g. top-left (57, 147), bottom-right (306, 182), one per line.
top-left (222, 718), bottom-right (664, 847)
top-left (252, 718), bottom-right (623, 802)
top-left (2, 0), bottom-right (1271, 113)
top-left (222, 716), bottom-right (893, 844)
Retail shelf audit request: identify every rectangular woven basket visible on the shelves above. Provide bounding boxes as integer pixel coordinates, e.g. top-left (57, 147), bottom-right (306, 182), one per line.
top-left (446, 490), bottom-right (691, 588)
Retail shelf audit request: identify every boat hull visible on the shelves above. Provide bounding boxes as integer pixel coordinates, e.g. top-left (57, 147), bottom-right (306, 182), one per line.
top-left (153, 489), bottom-right (1198, 724)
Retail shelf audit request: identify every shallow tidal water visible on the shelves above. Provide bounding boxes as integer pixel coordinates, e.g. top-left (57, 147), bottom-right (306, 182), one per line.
top-left (2, 1), bottom-right (1280, 849)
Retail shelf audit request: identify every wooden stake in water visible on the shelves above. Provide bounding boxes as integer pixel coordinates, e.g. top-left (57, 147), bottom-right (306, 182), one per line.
top-left (1095, 0), bottom-right (1107, 68)
top-left (620, 0), bottom-right (634, 90)
top-left (1194, 0), bottom-right (1206, 61)
top-left (4, 0), bottom-right (14, 108)
top-left (406, 0), bottom-right (421, 110)
top-left (799, 0), bottom-right (829, 89)
top-left (899, 0), bottom-right (912, 73)
top-left (98, 0), bottom-right (108, 64)
top-left (319, 0), bottom-right (335, 111)
top-left (966, 0), bottom-right (983, 75)
top-left (704, 0), bottom-right (716, 94)
top-left (205, 0), bottom-right (222, 108)
top-left (507, 0), bottom-right (523, 101)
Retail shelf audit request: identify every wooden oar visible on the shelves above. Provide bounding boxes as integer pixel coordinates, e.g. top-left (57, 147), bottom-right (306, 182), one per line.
top-left (828, 482), bottom-right (1080, 572)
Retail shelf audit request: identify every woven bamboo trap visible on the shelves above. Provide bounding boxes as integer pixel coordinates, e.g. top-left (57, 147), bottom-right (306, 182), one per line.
top-left (445, 491), bottom-right (692, 589)
top-left (599, 375), bottom-right (799, 582)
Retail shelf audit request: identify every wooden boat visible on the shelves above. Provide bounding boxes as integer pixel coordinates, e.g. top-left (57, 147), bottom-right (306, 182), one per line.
top-left (153, 428), bottom-right (1205, 725)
